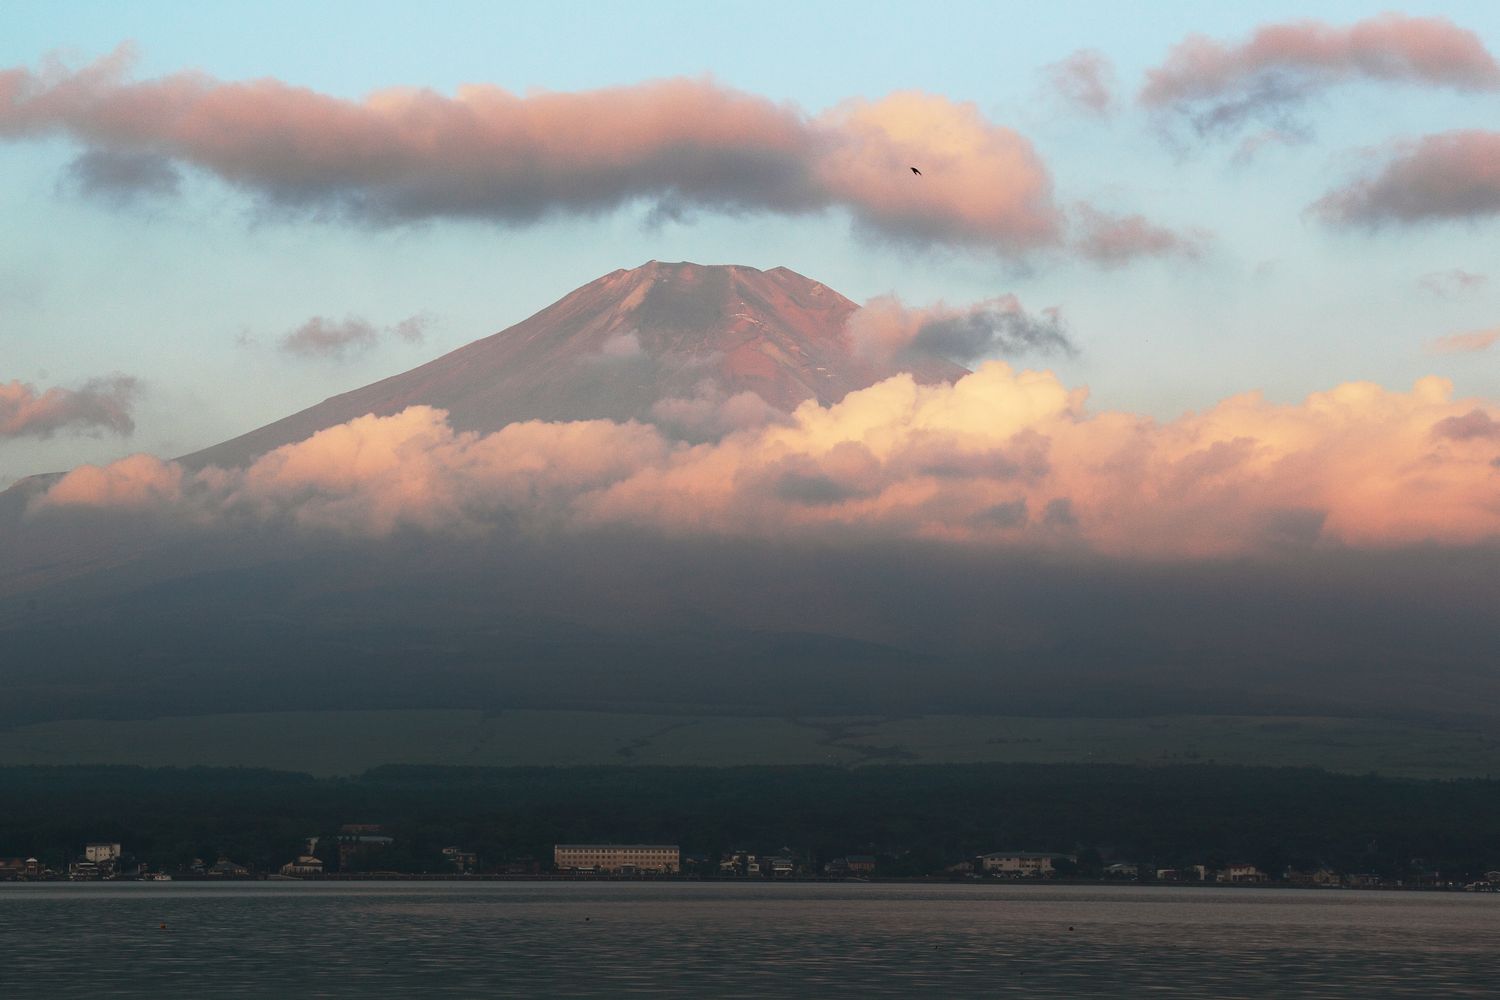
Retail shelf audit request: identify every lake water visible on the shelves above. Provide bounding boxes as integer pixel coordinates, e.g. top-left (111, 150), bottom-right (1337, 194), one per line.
top-left (1, 881), bottom-right (1496, 998)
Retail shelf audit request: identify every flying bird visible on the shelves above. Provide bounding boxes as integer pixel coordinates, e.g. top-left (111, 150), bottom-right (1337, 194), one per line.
top-left (910, 167), bottom-right (922, 176)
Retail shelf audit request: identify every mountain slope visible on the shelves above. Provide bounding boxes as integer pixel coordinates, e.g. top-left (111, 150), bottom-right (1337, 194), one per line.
top-left (183, 261), bottom-right (966, 468)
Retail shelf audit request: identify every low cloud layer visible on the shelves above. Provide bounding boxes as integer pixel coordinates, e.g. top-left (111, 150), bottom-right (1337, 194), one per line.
top-left (33, 365), bottom-right (1500, 558)
top-left (279, 313), bottom-right (430, 359)
top-left (0, 46), bottom-right (1093, 257)
top-left (1312, 130), bottom-right (1500, 227)
top-left (1143, 14), bottom-right (1500, 135)
top-left (0, 375), bottom-right (140, 439)
top-left (846, 295), bottom-right (1075, 365)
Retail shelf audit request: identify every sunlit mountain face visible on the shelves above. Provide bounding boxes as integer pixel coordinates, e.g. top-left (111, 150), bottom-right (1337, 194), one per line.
top-left (182, 261), bottom-right (968, 469)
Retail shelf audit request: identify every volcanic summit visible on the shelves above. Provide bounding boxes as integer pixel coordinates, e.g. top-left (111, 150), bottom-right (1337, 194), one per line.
top-left (184, 262), bottom-right (967, 468)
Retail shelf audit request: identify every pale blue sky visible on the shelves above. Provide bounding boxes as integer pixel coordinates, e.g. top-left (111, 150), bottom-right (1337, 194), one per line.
top-left (2, 0), bottom-right (1497, 483)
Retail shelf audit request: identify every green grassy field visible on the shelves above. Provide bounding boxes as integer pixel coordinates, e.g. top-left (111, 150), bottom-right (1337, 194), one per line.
top-left (1, 710), bottom-right (1497, 779)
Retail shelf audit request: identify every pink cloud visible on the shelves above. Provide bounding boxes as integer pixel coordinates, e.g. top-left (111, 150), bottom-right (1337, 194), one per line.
top-left (35, 368), bottom-right (1500, 558)
top-left (1142, 14), bottom-right (1500, 133)
top-left (1071, 205), bottom-right (1209, 266)
top-left (581, 369), bottom-right (1500, 555)
top-left (1418, 268), bottom-right (1488, 296)
top-left (277, 313), bottom-right (434, 359)
top-left (227, 408), bottom-right (670, 536)
top-left (1312, 131), bottom-right (1500, 226)
top-left (1427, 327), bottom-right (1499, 355)
top-left (811, 91), bottom-right (1061, 251)
top-left (279, 316), bottom-right (378, 359)
top-left (0, 375), bottom-right (139, 438)
top-left (1044, 49), bottom-right (1116, 116)
top-left (0, 48), bottom-right (1081, 256)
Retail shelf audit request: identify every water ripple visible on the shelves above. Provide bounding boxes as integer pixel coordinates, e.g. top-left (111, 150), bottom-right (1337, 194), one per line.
top-left (1, 883), bottom-right (1496, 998)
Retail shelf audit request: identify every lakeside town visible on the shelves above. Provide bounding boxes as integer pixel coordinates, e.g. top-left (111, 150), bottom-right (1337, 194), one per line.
top-left (5, 827), bottom-right (1499, 892)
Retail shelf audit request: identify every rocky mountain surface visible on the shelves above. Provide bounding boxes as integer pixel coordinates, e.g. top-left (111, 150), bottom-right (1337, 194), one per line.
top-left (183, 261), bottom-right (966, 468)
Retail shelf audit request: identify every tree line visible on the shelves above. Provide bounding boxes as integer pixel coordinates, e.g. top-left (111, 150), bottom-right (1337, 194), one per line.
top-left (1, 762), bottom-right (1497, 879)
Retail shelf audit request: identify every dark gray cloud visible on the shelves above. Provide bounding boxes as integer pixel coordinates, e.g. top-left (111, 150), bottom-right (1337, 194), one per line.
top-left (1433, 409), bottom-right (1500, 442)
top-left (279, 316), bottom-right (379, 360)
top-left (911, 302), bottom-right (1075, 363)
top-left (63, 149), bottom-right (179, 204)
top-left (278, 314), bottom-right (432, 360)
top-left (775, 471), bottom-right (860, 506)
top-left (392, 314), bottom-right (430, 344)
top-left (0, 375), bottom-right (139, 439)
top-left (768, 449), bottom-right (880, 507)
top-left (1142, 14), bottom-right (1500, 139)
top-left (847, 294), bottom-right (1080, 366)
top-left (1042, 497), bottom-right (1076, 528)
top-left (911, 443), bottom-right (1048, 482)
top-left (1156, 72), bottom-right (1315, 137)
top-left (1259, 507), bottom-right (1328, 547)
top-left (978, 498), bottom-right (1028, 528)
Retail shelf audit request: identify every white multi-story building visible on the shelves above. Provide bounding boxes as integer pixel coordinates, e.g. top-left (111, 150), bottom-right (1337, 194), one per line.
top-left (85, 843), bottom-right (122, 863)
top-left (1221, 863), bottom-right (1267, 883)
top-left (279, 855), bottom-right (325, 877)
top-left (979, 851), bottom-right (1070, 876)
top-left (554, 844), bottom-right (680, 873)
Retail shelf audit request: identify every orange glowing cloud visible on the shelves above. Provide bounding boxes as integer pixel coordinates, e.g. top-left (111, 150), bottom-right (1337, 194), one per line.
top-left (812, 91), bottom-right (1059, 251)
top-left (43, 452), bottom-right (182, 509)
top-left (36, 368), bottom-right (1500, 558)
top-left (227, 407), bottom-right (671, 535)
top-left (0, 47), bottom-right (1110, 256)
top-left (1428, 327), bottom-right (1499, 355)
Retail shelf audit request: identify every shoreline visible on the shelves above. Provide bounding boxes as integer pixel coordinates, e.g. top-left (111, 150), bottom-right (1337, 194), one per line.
top-left (3, 875), bottom-right (1491, 894)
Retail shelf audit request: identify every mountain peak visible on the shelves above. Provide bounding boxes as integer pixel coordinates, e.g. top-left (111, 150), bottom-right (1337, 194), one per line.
top-left (181, 264), bottom-right (967, 468)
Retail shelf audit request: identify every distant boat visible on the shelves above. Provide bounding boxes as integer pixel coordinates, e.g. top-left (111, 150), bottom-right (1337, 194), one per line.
top-left (146, 873), bottom-right (172, 881)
